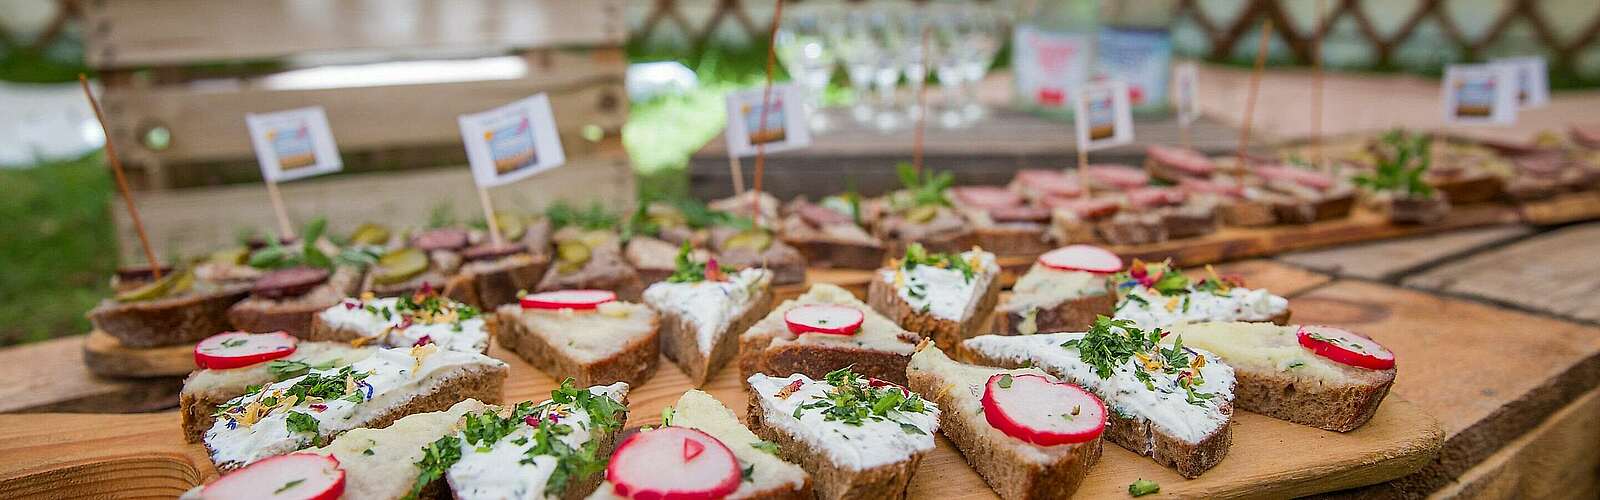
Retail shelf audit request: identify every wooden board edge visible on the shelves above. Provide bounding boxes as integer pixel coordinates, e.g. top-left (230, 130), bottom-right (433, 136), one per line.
top-left (1426, 385), bottom-right (1600, 499)
top-left (82, 330), bottom-right (197, 378)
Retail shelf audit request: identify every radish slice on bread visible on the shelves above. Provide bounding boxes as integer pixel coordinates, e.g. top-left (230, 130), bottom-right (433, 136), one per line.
top-left (1298, 325), bottom-right (1395, 370)
top-left (981, 374), bottom-right (1106, 446)
top-left (194, 331), bottom-right (298, 370)
top-left (201, 453), bottom-right (344, 500)
top-left (784, 305), bottom-right (865, 335)
top-left (607, 426), bottom-right (740, 500)
top-left (520, 289), bottom-right (618, 310)
top-left (1038, 245), bottom-right (1123, 273)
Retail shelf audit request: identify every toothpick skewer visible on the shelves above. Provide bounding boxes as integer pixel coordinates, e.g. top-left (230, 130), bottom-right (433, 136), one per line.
top-left (750, 0), bottom-right (785, 225)
top-left (1236, 19), bottom-right (1272, 176)
top-left (1310, 0), bottom-right (1326, 170)
top-left (913, 25), bottom-right (930, 175)
top-left (79, 74), bottom-right (162, 278)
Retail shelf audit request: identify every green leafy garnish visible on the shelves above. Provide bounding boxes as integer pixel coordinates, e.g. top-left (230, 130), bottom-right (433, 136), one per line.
top-left (1355, 129), bottom-right (1435, 197)
top-left (1062, 317), bottom-right (1215, 405)
top-left (1129, 478), bottom-right (1160, 496)
top-left (266, 358), bottom-right (341, 381)
top-left (285, 411), bottom-right (318, 434)
top-left (899, 243), bottom-right (976, 282)
top-left (666, 242), bottom-right (707, 283)
top-left (790, 368), bottom-right (931, 434)
top-left (274, 479), bottom-right (305, 494)
top-left (752, 440), bottom-right (781, 455)
top-left (893, 162), bottom-right (954, 210)
top-left (546, 201), bottom-right (620, 231)
top-left (406, 435), bottom-right (462, 500)
top-left (997, 374), bottom-right (1013, 389)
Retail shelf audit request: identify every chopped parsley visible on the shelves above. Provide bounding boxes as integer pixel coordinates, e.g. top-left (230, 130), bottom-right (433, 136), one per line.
top-left (406, 435), bottom-right (462, 500)
top-left (751, 440), bottom-right (781, 455)
top-left (899, 243), bottom-right (976, 282)
top-left (285, 411), bottom-right (318, 434)
top-left (1129, 478), bottom-right (1160, 496)
top-left (789, 367), bottom-right (931, 435)
top-left (274, 478), bottom-right (305, 494)
top-left (1062, 317), bottom-right (1216, 406)
top-left (997, 374), bottom-right (1013, 389)
top-left (266, 358), bottom-right (341, 381)
top-left (666, 242), bottom-right (707, 283)
top-left (220, 338), bottom-right (247, 348)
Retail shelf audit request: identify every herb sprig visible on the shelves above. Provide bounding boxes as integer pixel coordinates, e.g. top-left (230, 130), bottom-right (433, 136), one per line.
top-left (1061, 317), bottom-right (1216, 406)
top-left (899, 243), bottom-right (976, 282)
top-left (790, 368), bottom-right (931, 435)
top-left (1355, 129), bottom-right (1435, 198)
top-left (666, 242), bottom-right (706, 283)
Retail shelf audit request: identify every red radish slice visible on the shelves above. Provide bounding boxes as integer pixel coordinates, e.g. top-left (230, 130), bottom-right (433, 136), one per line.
top-left (520, 289), bottom-right (617, 310)
top-left (1038, 245), bottom-right (1123, 273)
top-left (608, 427), bottom-right (740, 500)
top-left (194, 331), bottom-right (298, 370)
top-left (202, 453), bottom-right (344, 500)
top-left (784, 305), bottom-right (864, 335)
top-left (981, 374), bottom-right (1106, 446)
top-left (1298, 325), bottom-right (1395, 370)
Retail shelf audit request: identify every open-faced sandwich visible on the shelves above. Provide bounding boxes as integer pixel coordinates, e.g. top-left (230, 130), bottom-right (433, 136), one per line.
top-left (203, 344), bottom-right (508, 471)
top-left (709, 190), bottom-right (783, 229)
top-left (746, 368), bottom-right (940, 500)
top-left (310, 285), bottom-right (489, 353)
top-left (495, 289), bottom-right (660, 387)
top-left (779, 193), bottom-right (885, 270)
top-left (450, 211), bottom-right (553, 309)
top-left (591, 389), bottom-right (812, 499)
top-left (1100, 185), bottom-right (1221, 245)
top-left (1353, 131), bottom-right (1453, 224)
top-left (997, 245), bottom-right (1120, 335)
top-left (363, 227), bottom-right (473, 300)
top-left (963, 317), bottom-right (1236, 478)
top-left (226, 219), bottom-right (376, 337)
top-left (908, 343), bottom-right (1104, 500)
top-left (1111, 259), bottom-right (1290, 331)
top-left (874, 164), bottom-right (974, 255)
top-left (180, 331), bottom-right (375, 443)
top-left (867, 243), bottom-right (1001, 350)
top-left (623, 200), bottom-right (723, 284)
top-left (709, 224), bottom-right (808, 286)
top-left (739, 283), bottom-right (920, 385)
top-left (644, 245), bottom-right (775, 386)
top-left (948, 186), bottom-right (1055, 257)
top-left (536, 223), bottom-right (645, 302)
top-left (1165, 322), bottom-right (1396, 432)
top-left (89, 263), bottom-right (252, 348)
top-left (1145, 144), bottom-right (1219, 183)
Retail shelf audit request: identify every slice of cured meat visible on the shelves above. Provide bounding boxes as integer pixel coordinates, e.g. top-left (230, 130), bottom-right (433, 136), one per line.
top-left (1043, 196), bottom-right (1121, 219)
top-left (1147, 145), bottom-right (1217, 176)
top-left (988, 205), bottom-right (1053, 223)
top-left (1084, 164), bottom-right (1150, 190)
top-left (412, 228), bottom-right (469, 251)
top-left (951, 186), bottom-right (1025, 210)
top-left (1013, 169), bottom-right (1084, 198)
top-left (1126, 187), bottom-right (1186, 209)
top-left (251, 266), bottom-right (331, 299)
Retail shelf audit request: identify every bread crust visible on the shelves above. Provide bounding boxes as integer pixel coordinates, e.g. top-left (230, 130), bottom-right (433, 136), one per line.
top-left (458, 253), bottom-right (549, 309)
top-left (491, 308), bottom-right (660, 388)
top-left (89, 285), bottom-right (251, 348)
top-left (783, 237), bottom-right (885, 270)
top-left (746, 392), bottom-right (925, 500)
top-left (997, 293), bottom-right (1116, 337)
top-left (658, 288), bottom-right (775, 387)
top-left (970, 224), bottom-right (1054, 257)
top-left (227, 267), bottom-right (365, 337)
top-left (866, 270), bottom-right (1001, 351)
top-left (1233, 367), bottom-right (1394, 432)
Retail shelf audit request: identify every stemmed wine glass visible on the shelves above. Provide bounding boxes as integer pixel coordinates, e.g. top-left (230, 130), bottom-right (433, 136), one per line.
top-left (775, 5), bottom-right (837, 131)
top-left (957, 4), bottom-right (1007, 122)
top-left (827, 8), bottom-right (881, 124)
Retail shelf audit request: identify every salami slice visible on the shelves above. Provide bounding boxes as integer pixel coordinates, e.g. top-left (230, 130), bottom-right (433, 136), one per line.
top-left (1085, 164), bottom-right (1151, 190)
top-left (251, 266), bottom-right (331, 299)
top-left (461, 242), bottom-right (529, 262)
top-left (1147, 145), bottom-right (1217, 176)
top-left (1178, 177), bottom-right (1244, 198)
top-left (1126, 187), bottom-right (1186, 209)
top-left (1043, 196), bottom-right (1121, 219)
top-left (1571, 125), bottom-right (1600, 149)
top-left (1515, 153), bottom-right (1568, 177)
top-left (796, 202), bottom-right (853, 227)
top-left (951, 186), bottom-right (1024, 210)
top-left (1255, 165), bottom-right (1334, 191)
top-left (1014, 169), bottom-right (1084, 198)
top-left (988, 205), bottom-right (1053, 223)
top-left (412, 228), bottom-right (469, 251)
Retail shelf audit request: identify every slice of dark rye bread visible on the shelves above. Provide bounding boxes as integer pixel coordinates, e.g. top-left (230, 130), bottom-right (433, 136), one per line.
top-left (739, 284), bottom-right (920, 386)
top-left (866, 250), bottom-right (1002, 351)
top-left (180, 342), bottom-right (376, 443)
top-left (226, 266), bottom-right (365, 337)
top-left (88, 283), bottom-right (253, 348)
top-left (492, 301), bottom-right (660, 388)
top-left (456, 252), bottom-right (550, 309)
top-left (962, 333), bottom-right (1236, 479)
top-left (907, 345), bottom-right (1101, 500)
top-left (1167, 322), bottom-right (1395, 432)
top-left (646, 270), bottom-right (775, 387)
top-left (995, 264), bottom-right (1117, 336)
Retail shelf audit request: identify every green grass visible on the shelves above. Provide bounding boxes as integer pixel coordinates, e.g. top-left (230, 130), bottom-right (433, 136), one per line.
top-left (0, 154), bottom-right (116, 345)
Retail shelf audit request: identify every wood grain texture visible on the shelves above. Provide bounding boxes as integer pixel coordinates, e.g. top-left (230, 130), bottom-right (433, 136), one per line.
top-left (1427, 386), bottom-right (1600, 500)
top-left (83, 330), bottom-right (196, 378)
top-left (83, 0), bottom-right (626, 68)
top-left (1277, 226), bottom-right (1534, 281)
top-left (0, 336), bottom-right (180, 414)
top-left (1289, 281), bottom-right (1600, 497)
top-left (1403, 223), bottom-right (1600, 324)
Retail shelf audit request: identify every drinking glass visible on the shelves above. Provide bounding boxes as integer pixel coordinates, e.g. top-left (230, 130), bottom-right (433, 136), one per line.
top-left (958, 4), bottom-right (1007, 122)
top-left (775, 5), bottom-right (837, 131)
top-left (827, 8), bottom-right (880, 124)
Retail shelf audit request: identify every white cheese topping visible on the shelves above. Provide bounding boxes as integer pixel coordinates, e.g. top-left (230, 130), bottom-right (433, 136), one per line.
top-left (880, 250), bottom-right (998, 321)
top-left (205, 346), bottom-right (504, 467)
top-left (747, 373), bottom-right (939, 470)
top-left (1113, 285), bottom-right (1287, 332)
top-left (643, 268), bottom-right (770, 354)
top-left (1002, 264), bottom-right (1109, 314)
top-left (319, 296), bottom-right (489, 353)
top-left (446, 383), bottom-right (628, 500)
top-left (963, 333), bottom-right (1234, 445)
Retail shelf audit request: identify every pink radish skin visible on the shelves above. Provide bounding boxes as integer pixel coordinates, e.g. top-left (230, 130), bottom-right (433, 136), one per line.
top-left (607, 427), bottom-right (740, 500)
top-left (520, 290), bottom-right (618, 311)
top-left (194, 331), bottom-right (298, 370)
top-left (1298, 325), bottom-right (1395, 370)
top-left (784, 305), bottom-right (865, 335)
top-left (981, 374), bottom-right (1106, 446)
top-left (201, 453), bottom-right (344, 500)
top-left (1038, 245), bottom-right (1123, 273)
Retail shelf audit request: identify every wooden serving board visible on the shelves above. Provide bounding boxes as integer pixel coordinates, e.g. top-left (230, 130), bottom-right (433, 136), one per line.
top-left (82, 330), bottom-right (198, 378)
top-left (1517, 191), bottom-right (1600, 226)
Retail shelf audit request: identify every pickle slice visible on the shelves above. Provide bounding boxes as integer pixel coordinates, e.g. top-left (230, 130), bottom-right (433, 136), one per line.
top-left (905, 205), bottom-right (938, 223)
top-left (372, 248), bottom-right (429, 285)
top-left (209, 247), bottom-right (250, 266)
top-left (494, 213), bottom-right (527, 241)
top-left (724, 229), bottom-right (773, 252)
top-left (114, 269), bottom-right (193, 302)
top-left (557, 240), bottom-right (592, 264)
top-left (349, 223), bottom-right (391, 246)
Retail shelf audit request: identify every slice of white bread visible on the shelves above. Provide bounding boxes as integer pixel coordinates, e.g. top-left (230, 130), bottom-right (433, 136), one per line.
top-left (745, 371), bottom-right (940, 500)
top-left (442, 382), bottom-right (631, 500)
top-left (494, 301), bottom-right (660, 388)
top-left (1165, 322), bottom-right (1395, 432)
top-left (867, 248), bottom-right (1002, 350)
top-left (996, 264), bottom-right (1116, 335)
top-left (203, 346), bottom-right (508, 471)
top-left (907, 344), bottom-right (1101, 500)
top-left (589, 389), bottom-right (812, 499)
top-left (180, 398), bottom-right (491, 500)
top-left (309, 293), bottom-right (490, 354)
top-left (180, 341), bottom-right (376, 443)
top-left (963, 330), bottom-right (1235, 478)
top-left (739, 284), bottom-right (920, 386)
top-left (644, 268), bottom-right (774, 387)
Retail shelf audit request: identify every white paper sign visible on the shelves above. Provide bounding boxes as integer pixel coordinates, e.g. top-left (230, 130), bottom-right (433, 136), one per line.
top-left (1173, 62), bottom-right (1201, 125)
top-left (1442, 64), bottom-right (1519, 126)
top-left (1075, 79), bottom-right (1135, 151)
top-left (1492, 56), bottom-right (1549, 109)
top-left (246, 107), bottom-right (342, 182)
top-left (724, 84), bottom-right (811, 158)
top-left (458, 94), bottom-right (566, 188)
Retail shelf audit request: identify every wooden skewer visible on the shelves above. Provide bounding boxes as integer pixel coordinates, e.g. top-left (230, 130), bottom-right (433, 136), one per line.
top-left (79, 74), bottom-right (161, 278)
top-left (264, 179), bottom-right (297, 240)
top-left (1236, 18), bottom-right (1272, 175)
top-left (913, 25), bottom-right (930, 175)
top-left (750, 0), bottom-right (785, 224)
top-left (727, 153), bottom-right (745, 195)
top-left (1310, 0), bottom-right (1326, 169)
top-left (1075, 89), bottom-right (1093, 200)
top-left (477, 185), bottom-right (504, 246)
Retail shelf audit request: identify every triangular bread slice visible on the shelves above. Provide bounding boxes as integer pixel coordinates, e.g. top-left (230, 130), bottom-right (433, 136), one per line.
top-left (644, 268), bottom-right (774, 386)
top-left (867, 247), bottom-right (1002, 350)
top-left (739, 283), bottom-right (920, 385)
top-left (494, 300), bottom-right (660, 388)
top-left (437, 382), bottom-right (631, 499)
top-left (589, 389), bottom-right (812, 499)
top-left (1166, 322), bottom-right (1395, 432)
top-left (180, 341), bottom-right (375, 443)
top-left (310, 292), bottom-right (490, 353)
top-left (907, 344), bottom-right (1101, 500)
top-left (963, 330), bottom-right (1236, 478)
top-left (996, 263), bottom-right (1117, 335)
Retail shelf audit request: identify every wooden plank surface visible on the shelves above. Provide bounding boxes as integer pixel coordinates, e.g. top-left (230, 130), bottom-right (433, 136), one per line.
top-left (1427, 386), bottom-right (1600, 500)
top-left (83, 0), bottom-right (626, 68)
top-left (0, 336), bottom-right (180, 414)
top-left (83, 330), bottom-right (196, 379)
top-left (1403, 223), bottom-right (1600, 324)
top-left (1276, 226), bottom-right (1534, 281)
top-left (1288, 280), bottom-right (1600, 497)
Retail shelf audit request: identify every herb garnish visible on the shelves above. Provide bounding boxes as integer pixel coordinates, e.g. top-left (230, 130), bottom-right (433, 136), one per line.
top-left (285, 411), bottom-right (318, 434)
top-left (275, 479), bottom-right (306, 494)
top-left (1355, 129), bottom-right (1435, 198)
top-left (790, 368), bottom-right (931, 434)
top-left (892, 162), bottom-right (954, 210)
top-left (1129, 478), bottom-right (1160, 496)
top-left (752, 441), bottom-right (781, 455)
top-left (899, 243), bottom-right (976, 282)
top-left (666, 242), bottom-right (707, 283)
top-left (266, 358), bottom-right (342, 381)
top-left (1062, 317), bottom-right (1215, 406)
